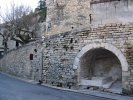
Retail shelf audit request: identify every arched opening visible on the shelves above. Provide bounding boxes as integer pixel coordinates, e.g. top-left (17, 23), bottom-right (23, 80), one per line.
top-left (73, 43), bottom-right (129, 93)
top-left (80, 48), bottom-right (122, 91)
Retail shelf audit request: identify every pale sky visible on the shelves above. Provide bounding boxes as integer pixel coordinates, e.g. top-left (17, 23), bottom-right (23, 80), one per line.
top-left (0, 0), bottom-right (39, 10)
top-left (0, 0), bottom-right (39, 23)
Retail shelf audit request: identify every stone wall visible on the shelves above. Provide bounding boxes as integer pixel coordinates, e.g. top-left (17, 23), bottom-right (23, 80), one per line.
top-left (42, 23), bottom-right (133, 93)
top-left (0, 41), bottom-right (43, 81)
top-left (1, 0), bottom-right (133, 94)
top-left (46, 0), bottom-right (91, 35)
top-left (0, 23), bottom-right (133, 93)
top-left (91, 0), bottom-right (133, 25)
top-left (0, 36), bottom-right (4, 57)
top-left (46, 0), bottom-right (133, 35)
top-left (35, 22), bottom-right (46, 38)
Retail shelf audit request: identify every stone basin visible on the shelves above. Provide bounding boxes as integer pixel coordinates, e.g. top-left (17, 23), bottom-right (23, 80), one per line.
top-left (80, 76), bottom-right (114, 88)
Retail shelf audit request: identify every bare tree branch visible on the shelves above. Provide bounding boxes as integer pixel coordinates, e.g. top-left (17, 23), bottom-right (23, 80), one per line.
top-left (0, 3), bottom-right (39, 45)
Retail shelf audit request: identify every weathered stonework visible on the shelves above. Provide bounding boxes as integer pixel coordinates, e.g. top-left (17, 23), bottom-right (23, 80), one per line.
top-left (42, 23), bottom-right (133, 93)
top-left (0, 24), bottom-right (133, 94)
top-left (43, 0), bottom-right (133, 93)
top-left (46, 0), bottom-right (133, 35)
top-left (0, 0), bottom-right (133, 95)
top-left (0, 23), bottom-right (132, 93)
top-left (0, 41), bottom-right (43, 81)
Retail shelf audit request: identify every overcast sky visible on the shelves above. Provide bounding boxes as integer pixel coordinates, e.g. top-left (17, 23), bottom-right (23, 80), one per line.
top-left (0, 0), bottom-right (39, 10)
top-left (0, 0), bottom-right (39, 23)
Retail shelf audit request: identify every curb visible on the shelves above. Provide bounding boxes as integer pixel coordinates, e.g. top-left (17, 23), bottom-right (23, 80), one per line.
top-left (1, 72), bottom-right (133, 100)
top-left (40, 84), bottom-right (133, 100)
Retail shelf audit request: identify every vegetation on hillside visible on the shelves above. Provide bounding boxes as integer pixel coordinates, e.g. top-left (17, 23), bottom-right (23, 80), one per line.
top-left (35, 0), bottom-right (47, 22)
top-left (0, 0), bottom-right (47, 53)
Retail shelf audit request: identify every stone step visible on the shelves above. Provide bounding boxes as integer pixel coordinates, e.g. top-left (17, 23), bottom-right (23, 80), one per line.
top-left (102, 80), bottom-right (114, 89)
top-left (106, 81), bottom-right (122, 94)
top-left (80, 76), bottom-right (113, 87)
top-left (92, 77), bottom-right (113, 84)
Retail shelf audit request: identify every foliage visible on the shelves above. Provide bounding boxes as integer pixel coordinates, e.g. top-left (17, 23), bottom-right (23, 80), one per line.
top-left (36, 0), bottom-right (47, 22)
top-left (0, 3), bottom-right (39, 53)
top-left (1, 5), bottom-right (39, 43)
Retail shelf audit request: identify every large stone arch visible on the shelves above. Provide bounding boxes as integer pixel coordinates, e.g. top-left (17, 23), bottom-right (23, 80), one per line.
top-left (73, 43), bottom-right (129, 93)
top-left (73, 43), bottom-right (129, 72)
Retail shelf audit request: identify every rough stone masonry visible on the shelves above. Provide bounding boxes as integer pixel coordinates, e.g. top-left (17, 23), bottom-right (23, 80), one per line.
top-left (0, 0), bottom-right (133, 95)
top-left (43, 0), bottom-right (133, 94)
top-left (43, 23), bottom-right (133, 94)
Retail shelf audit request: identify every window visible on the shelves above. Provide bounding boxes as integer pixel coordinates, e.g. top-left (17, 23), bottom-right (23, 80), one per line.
top-left (30, 54), bottom-right (33, 60)
top-left (16, 41), bottom-right (19, 47)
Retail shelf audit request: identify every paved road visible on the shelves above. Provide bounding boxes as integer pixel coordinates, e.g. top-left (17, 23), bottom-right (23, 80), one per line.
top-left (0, 73), bottom-right (112, 100)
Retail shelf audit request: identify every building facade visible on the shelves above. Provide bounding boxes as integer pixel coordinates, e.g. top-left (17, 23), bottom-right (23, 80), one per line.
top-left (0, 0), bottom-right (133, 95)
top-left (44, 0), bottom-right (133, 94)
top-left (46, 0), bottom-right (133, 35)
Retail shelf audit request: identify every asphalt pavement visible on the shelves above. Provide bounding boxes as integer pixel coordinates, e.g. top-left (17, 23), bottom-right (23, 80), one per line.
top-left (0, 73), bottom-right (112, 100)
